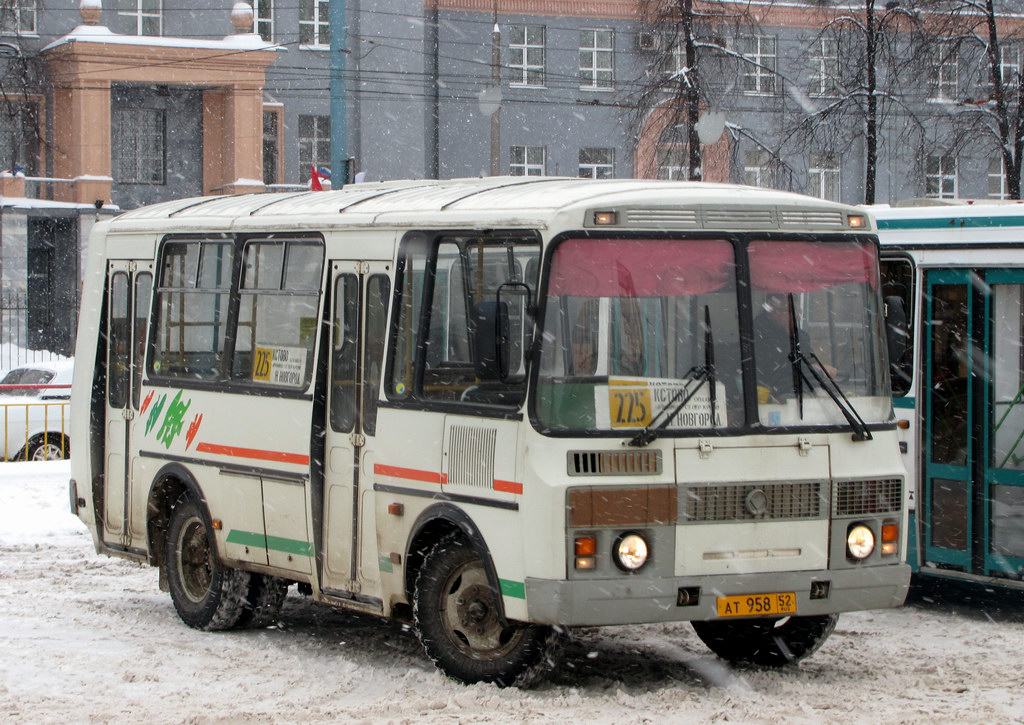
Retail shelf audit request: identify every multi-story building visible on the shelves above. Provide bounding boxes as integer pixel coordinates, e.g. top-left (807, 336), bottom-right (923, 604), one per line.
top-left (0, 0), bottom-right (1019, 353)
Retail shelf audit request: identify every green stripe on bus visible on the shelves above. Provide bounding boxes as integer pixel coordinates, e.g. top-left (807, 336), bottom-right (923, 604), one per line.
top-left (876, 215), bottom-right (1024, 231)
top-left (893, 397), bottom-right (916, 409)
top-left (499, 579), bottom-right (526, 599)
top-left (227, 529), bottom-right (311, 557)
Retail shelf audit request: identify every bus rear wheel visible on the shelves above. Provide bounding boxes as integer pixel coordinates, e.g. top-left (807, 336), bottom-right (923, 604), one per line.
top-left (691, 614), bottom-right (838, 667)
top-left (413, 534), bottom-right (562, 687)
top-left (165, 494), bottom-right (249, 631)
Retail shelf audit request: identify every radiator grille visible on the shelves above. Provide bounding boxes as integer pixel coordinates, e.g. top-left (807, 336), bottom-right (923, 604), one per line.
top-left (567, 450), bottom-right (662, 476)
top-left (835, 478), bottom-right (903, 516)
top-left (446, 426), bottom-right (496, 488)
top-left (682, 481), bottom-right (824, 522)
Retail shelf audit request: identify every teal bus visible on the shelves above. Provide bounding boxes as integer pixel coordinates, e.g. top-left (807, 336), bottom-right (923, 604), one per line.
top-left (875, 201), bottom-right (1024, 590)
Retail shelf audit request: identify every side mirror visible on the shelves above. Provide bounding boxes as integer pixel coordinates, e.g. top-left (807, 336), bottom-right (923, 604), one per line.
top-left (471, 300), bottom-right (510, 381)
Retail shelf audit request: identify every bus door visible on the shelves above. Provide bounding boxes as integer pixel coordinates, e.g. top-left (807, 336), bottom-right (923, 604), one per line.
top-left (102, 261), bottom-right (153, 549)
top-left (322, 261), bottom-right (391, 597)
top-left (984, 270), bottom-right (1024, 576)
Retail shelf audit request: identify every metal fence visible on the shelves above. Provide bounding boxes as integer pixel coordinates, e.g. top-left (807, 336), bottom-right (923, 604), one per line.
top-left (0, 290), bottom-right (70, 372)
top-left (0, 400), bottom-right (70, 461)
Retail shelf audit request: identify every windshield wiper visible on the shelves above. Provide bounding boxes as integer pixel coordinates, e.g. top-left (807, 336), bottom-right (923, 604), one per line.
top-left (785, 295), bottom-right (871, 441)
top-left (629, 306), bottom-right (717, 447)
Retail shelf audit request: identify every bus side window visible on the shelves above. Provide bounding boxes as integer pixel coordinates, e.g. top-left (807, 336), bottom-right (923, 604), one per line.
top-left (880, 257), bottom-right (914, 396)
top-left (362, 275), bottom-right (391, 436)
top-left (330, 274), bottom-right (359, 433)
top-left (108, 272), bottom-right (130, 408)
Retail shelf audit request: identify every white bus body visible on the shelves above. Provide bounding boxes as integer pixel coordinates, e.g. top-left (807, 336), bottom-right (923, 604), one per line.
top-left (875, 201), bottom-right (1024, 590)
top-left (71, 178), bottom-right (909, 685)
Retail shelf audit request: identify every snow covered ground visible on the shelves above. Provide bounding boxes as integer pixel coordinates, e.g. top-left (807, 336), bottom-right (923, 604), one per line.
top-left (2, 461), bottom-right (1023, 724)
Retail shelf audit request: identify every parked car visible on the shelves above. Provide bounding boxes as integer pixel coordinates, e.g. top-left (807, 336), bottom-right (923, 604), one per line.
top-left (0, 360), bottom-right (73, 460)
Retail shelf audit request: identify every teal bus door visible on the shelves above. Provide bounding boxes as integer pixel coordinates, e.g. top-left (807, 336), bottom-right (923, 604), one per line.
top-left (984, 270), bottom-right (1024, 578)
top-left (922, 270), bottom-right (974, 571)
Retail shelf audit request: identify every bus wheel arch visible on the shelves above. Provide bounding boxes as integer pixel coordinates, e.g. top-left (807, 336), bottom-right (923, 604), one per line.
top-left (403, 505), bottom-right (505, 618)
top-left (146, 463), bottom-right (203, 571)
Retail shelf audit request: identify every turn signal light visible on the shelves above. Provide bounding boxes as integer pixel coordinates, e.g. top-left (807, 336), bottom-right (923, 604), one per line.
top-left (575, 536), bottom-right (597, 556)
top-left (881, 523), bottom-right (899, 555)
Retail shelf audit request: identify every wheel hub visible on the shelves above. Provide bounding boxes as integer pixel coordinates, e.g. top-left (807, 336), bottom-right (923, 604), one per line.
top-left (456, 584), bottom-right (495, 634)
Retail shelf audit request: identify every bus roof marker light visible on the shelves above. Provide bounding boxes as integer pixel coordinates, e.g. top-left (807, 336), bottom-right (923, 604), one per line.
top-left (593, 211), bottom-right (617, 225)
top-left (847, 214), bottom-right (867, 228)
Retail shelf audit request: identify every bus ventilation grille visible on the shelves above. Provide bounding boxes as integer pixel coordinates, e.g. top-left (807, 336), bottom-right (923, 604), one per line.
top-left (567, 450), bottom-right (663, 476)
top-left (447, 426), bottom-right (497, 488)
top-left (682, 481), bottom-right (824, 522)
top-left (780, 210), bottom-right (845, 228)
top-left (835, 478), bottom-right (903, 516)
top-left (625, 209), bottom-right (699, 227)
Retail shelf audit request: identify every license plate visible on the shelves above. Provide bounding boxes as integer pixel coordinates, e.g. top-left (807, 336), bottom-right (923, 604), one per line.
top-left (716, 592), bottom-right (797, 617)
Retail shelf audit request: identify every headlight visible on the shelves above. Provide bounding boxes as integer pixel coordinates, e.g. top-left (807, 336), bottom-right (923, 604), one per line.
top-left (847, 524), bottom-right (875, 560)
top-left (613, 532), bottom-right (649, 571)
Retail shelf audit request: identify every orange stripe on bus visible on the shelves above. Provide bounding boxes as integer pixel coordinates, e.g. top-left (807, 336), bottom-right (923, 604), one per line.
top-left (493, 479), bottom-right (523, 495)
top-left (195, 442), bottom-right (309, 466)
top-left (373, 463), bottom-right (443, 484)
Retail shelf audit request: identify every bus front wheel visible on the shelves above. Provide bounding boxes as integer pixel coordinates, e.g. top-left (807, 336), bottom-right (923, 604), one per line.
top-left (691, 614), bottom-right (838, 667)
top-left (165, 494), bottom-right (249, 631)
top-left (413, 534), bottom-right (562, 687)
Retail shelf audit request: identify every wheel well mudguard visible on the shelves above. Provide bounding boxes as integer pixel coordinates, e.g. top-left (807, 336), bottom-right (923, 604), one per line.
top-left (145, 462), bottom-right (207, 568)
top-left (404, 503), bottom-right (507, 622)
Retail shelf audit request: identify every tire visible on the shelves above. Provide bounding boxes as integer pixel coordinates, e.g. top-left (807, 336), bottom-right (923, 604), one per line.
top-left (236, 574), bottom-right (288, 629)
top-left (413, 534), bottom-right (563, 687)
top-left (691, 614), bottom-right (839, 667)
top-left (165, 494), bottom-right (250, 631)
top-left (28, 434), bottom-right (69, 461)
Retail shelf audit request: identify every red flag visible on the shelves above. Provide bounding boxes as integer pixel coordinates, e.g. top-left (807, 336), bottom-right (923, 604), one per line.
top-left (310, 165), bottom-right (323, 191)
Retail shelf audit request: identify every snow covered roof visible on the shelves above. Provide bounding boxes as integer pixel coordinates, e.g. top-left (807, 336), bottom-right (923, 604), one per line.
top-left (107, 177), bottom-right (868, 233)
top-left (43, 25), bottom-right (281, 53)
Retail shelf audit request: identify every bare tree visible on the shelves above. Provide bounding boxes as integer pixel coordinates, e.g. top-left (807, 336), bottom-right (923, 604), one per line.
top-left (631, 0), bottom-right (786, 182)
top-left (930, 0), bottom-right (1024, 198)
top-left (0, 18), bottom-right (43, 176)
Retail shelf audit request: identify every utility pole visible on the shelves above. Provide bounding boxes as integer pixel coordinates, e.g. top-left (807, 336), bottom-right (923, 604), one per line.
top-left (330, 0), bottom-right (348, 185)
top-left (489, 1), bottom-right (501, 176)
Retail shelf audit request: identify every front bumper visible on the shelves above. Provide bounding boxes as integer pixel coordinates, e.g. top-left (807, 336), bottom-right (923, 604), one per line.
top-left (524, 563), bottom-right (911, 626)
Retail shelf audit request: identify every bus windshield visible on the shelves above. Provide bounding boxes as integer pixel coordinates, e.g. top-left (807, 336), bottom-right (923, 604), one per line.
top-left (534, 236), bottom-right (891, 435)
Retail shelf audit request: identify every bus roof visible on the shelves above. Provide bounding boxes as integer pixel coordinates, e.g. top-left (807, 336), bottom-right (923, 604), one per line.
top-left (870, 201), bottom-right (1024, 232)
top-left (107, 177), bottom-right (870, 233)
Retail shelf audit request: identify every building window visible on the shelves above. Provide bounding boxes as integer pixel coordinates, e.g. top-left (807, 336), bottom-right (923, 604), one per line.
top-left (299, 0), bottom-right (329, 47)
top-left (0, 99), bottom-right (40, 175)
top-left (740, 35), bottom-right (777, 95)
top-left (255, 0), bottom-right (273, 41)
top-left (510, 145), bottom-right (545, 176)
top-left (116, 0), bottom-right (161, 36)
top-left (579, 148), bottom-right (614, 178)
top-left (808, 153), bottom-right (841, 201)
top-left (1000, 45), bottom-right (1020, 87)
top-left (989, 157), bottom-right (1008, 199)
top-left (579, 29), bottom-right (613, 90)
top-left (808, 38), bottom-right (839, 97)
top-left (263, 109), bottom-right (280, 186)
top-left (744, 149), bottom-right (774, 187)
top-left (657, 147), bottom-right (695, 180)
top-left (298, 114), bottom-right (330, 182)
top-left (1, 0), bottom-right (36, 35)
top-left (929, 42), bottom-right (957, 99)
top-left (925, 155), bottom-right (957, 198)
top-left (509, 25), bottom-right (545, 87)
top-left (113, 108), bottom-right (166, 184)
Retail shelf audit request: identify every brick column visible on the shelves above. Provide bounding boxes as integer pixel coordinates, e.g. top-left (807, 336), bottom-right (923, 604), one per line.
top-left (204, 83), bottom-right (264, 195)
top-left (51, 79), bottom-right (113, 205)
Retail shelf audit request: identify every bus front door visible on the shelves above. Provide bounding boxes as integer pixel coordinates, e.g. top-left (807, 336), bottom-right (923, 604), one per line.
top-left (321, 262), bottom-right (391, 598)
top-left (102, 261), bottom-right (153, 550)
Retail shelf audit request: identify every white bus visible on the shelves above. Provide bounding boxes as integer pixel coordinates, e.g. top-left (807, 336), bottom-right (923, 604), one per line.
top-left (70, 177), bottom-right (909, 685)
top-left (875, 201), bottom-right (1024, 592)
